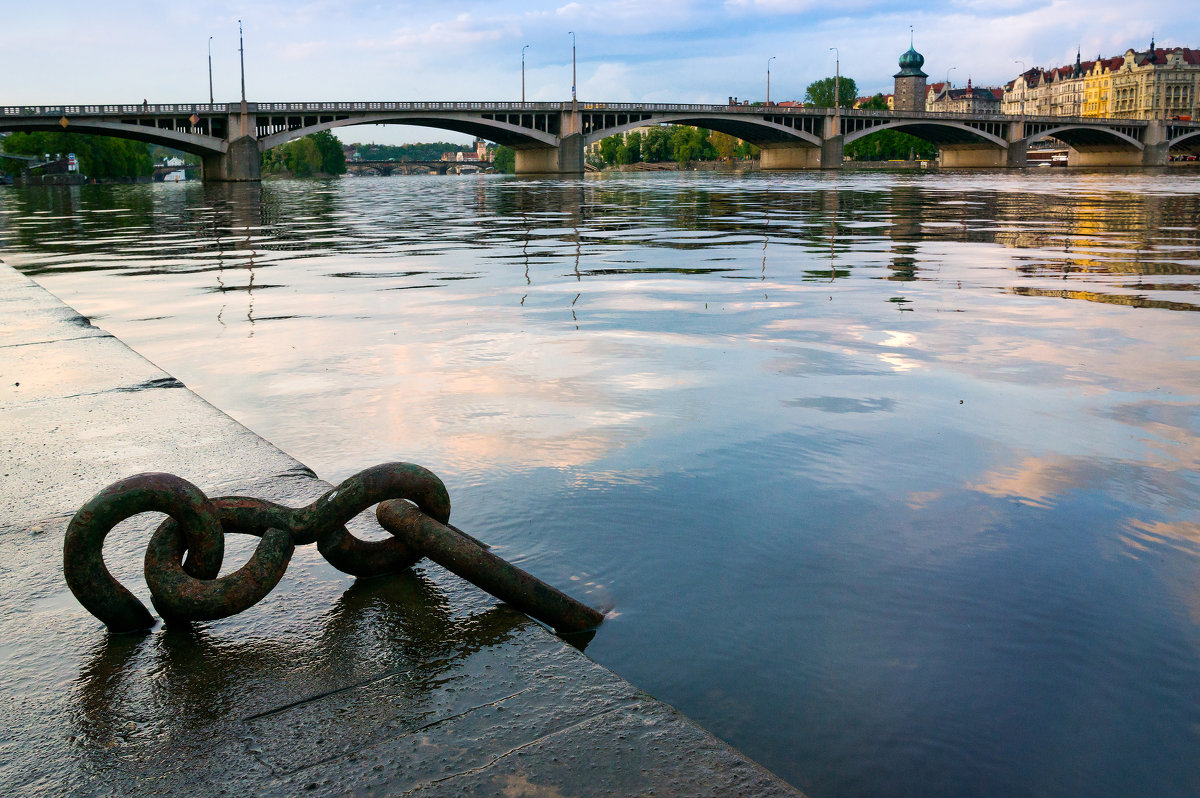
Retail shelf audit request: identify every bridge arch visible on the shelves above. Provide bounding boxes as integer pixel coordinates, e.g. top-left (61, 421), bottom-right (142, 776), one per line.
top-left (0, 118), bottom-right (227, 157)
top-left (582, 113), bottom-right (822, 149)
top-left (1025, 124), bottom-right (1143, 150)
top-left (257, 112), bottom-right (558, 153)
top-left (1169, 129), bottom-right (1200, 152)
top-left (842, 119), bottom-right (1009, 150)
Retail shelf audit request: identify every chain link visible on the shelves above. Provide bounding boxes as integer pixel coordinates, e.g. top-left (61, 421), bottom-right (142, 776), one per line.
top-left (63, 462), bottom-right (604, 634)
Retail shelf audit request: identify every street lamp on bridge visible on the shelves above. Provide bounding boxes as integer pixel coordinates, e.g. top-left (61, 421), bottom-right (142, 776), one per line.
top-left (569, 31), bottom-right (576, 105)
top-left (767, 56), bottom-right (775, 105)
top-left (208, 36), bottom-right (214, 105)
top-left (830, 47), bottom-right (840, 113)
top-left (238, 20), bottom-right (246, 105)
top-left (522, 44), bottom-right (530, 103)
top-left (946, 66), bottom-right (956, 90)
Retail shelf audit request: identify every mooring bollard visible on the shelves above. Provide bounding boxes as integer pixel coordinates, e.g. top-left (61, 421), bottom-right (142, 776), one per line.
top-left (62, 462), bottom-right (605, 635)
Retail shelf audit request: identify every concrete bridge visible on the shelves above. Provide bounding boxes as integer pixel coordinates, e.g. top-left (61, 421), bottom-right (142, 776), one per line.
top-left (4, 100), bottom-right (1199, 180)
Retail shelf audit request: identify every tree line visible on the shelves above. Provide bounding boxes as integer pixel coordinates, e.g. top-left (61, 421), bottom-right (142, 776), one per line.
top-left (1, 132), bottom-right (154, 178)
top-left (262, 131), bottom-right (346, 177)
top-left (348, 141), bottom-right (474, 161)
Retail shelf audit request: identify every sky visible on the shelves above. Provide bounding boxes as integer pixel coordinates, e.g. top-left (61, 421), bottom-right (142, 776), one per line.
top-left (3, 1), bottom-right (1195, 145)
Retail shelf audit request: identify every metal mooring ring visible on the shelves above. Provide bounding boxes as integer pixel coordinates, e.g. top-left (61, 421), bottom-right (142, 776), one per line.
top-left (143, 503), bottom-right (295, 623)
top-left (64, 473), bottom-right (225, 633)
top-left (308, 462), bottom-right (451, 576)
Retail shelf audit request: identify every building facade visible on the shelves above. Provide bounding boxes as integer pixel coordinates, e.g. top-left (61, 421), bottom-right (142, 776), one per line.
top-left (926, 79), bottom-right (1003, 113)
top-left (1003, 41), bottom-right (1200, 119)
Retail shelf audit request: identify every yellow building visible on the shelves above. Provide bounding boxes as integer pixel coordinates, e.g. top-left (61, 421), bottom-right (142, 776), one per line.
top-left (1082, 57), bottom-right (1121, 117)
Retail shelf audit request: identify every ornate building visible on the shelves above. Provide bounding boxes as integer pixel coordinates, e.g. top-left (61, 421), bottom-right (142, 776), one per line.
top-left (1003, 40), bottom-right (1200, 119)
top-left (893, 42), bottom-right (928, 112)
top-left (926, 79), bottom-right (1003, 113)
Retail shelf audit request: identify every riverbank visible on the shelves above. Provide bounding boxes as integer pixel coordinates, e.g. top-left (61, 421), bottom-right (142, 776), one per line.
top-left (0, 262), bottom-right (802, 796)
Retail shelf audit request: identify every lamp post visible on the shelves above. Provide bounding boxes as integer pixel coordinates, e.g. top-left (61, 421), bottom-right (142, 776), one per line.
top-left (522, 44), bottom-right (529, 103)
top-left (569, 31), bottom-right (576, 105)
top-left (208, 36), bottom-right (214, 105)
top-left (767, 56), bottom-right (775, 104)
top-left (945, 66), bottom-right (956, 89)
top-left (238, 20), bottom-right (246, 104)
top-left (830, 47), bottom-right (840, 112)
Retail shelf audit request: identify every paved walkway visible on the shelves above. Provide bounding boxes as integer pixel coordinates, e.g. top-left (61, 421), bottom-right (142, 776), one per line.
top-left (0, 263), bottom-right (803, 796)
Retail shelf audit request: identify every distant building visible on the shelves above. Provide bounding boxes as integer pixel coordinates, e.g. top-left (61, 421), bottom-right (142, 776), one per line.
top-left (893, 41), bottom-right (928, 112)
top-left (926, 79), bottom-right (1003, 113)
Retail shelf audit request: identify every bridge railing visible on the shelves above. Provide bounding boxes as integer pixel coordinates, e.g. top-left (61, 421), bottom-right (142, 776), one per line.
top-left (2, 103), bottom-right (229, 116)
top-left (1, 101), bottom-right (1175, 131)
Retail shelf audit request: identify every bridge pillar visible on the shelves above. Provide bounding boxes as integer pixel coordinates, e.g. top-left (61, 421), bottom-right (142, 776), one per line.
top-left (514, 135), bottom-right (584, 176)
top-left (938, 146), bottom-right (1006, 168)
top-left (759, 145), bottom-right (822, 169)
top-left (1142, 121), bottom-right (1169, 166)
top-left (1004, 123), bottom-right (1028, 167)
top-left (820, 114), bottom-right (844, 169)
top-left (203, 136), bottom-right (262, 182)
top-left (821, 137), bottom-right (844, 169)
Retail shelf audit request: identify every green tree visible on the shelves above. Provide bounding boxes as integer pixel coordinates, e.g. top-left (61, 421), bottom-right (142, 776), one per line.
top-left (625, 131), bottom-right (642, 164)
top-left (310, 130), bottom-right (346, 175)
top-left (644, 127), bottom-right (672, 162)
top-left (844, 129), bottom-right (938, 161)
top-left (859, 93), bottom-right (890, 111)
top-left (734, 140), bottom-right (761, 159)
top-left (348, 141), bottom-right (471, 161)
top-left (493, 145), bottom-right (515, 173)
top-left (598, 135), bottom-right (621, 166)
top-left (709, 131), bottom-right (739, 161)
top-left (804, 76), bottom-right (859, 109)
top-left (263, 133), bottom-right (347, 177)
top-left (2, 132), bottom-right (153, 178)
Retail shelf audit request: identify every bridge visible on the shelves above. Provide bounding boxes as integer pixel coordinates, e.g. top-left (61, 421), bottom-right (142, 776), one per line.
top-left (345, 159), bottom-right (486, 176)
top-left (4, 100), bottom-right (1199, 180)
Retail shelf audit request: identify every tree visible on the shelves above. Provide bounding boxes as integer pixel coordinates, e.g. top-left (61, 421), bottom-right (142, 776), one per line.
top-left (844, 129), bottom-right (938, 161)
top-left (493, 145), bottom-right (515, 173)
top-left (1, 132), bottom-right (153, 178)
top-left (625, 131), bottom-right (643, 164)
top-left (262, 133), bottom-right (348, 177)
top-left (804, 76), bottom-right (859, 109)
top-left (672, 126), bottom-right (712, 166)
top-left (644, 127), bottom-right (672, 162)
top-left (598, 135), bottom-right (621, 166)
top-left (859, 93), bottom-right (890, 111)
top-left (310, 130), bottom-right (346, 175)
top-left (734, 140), bottom-right (760, 159)
top-left (709, 131), bottom-right (739, 161)
top-left (347, 141), bottom-right (471, 161)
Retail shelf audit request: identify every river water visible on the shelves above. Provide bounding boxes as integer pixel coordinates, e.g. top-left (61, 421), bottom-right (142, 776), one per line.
top-left (3, 171), bottom-right (1200, 797)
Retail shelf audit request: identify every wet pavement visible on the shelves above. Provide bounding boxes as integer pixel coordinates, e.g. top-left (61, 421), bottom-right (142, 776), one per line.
top-left (0, 263), bottom-right (801, 796)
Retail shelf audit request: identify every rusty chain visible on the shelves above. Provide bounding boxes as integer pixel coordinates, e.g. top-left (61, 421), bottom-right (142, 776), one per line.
top-left (63, 462), bottom-right (605, 635)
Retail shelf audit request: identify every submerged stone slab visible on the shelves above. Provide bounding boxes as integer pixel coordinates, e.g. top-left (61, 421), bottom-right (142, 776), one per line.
top-left (0, 265), bottom-right (803, 796)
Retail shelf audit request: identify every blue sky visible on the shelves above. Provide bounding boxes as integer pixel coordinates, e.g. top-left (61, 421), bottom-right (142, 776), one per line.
top-left (3, 1), bottom-right (1194, 144)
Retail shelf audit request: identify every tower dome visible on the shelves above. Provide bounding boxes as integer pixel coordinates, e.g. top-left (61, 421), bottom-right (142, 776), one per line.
top-left (898, 46), bottom-right (925, 71)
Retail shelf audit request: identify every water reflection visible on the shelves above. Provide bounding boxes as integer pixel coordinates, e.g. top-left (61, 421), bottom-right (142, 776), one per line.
top-left (5, 171), bottom-right (1200, 798)
top-left (73, 569), bottom-right (528, 785)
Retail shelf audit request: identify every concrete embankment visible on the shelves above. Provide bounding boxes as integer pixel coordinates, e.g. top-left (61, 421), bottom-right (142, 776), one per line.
top-left (0, 263), bottom-right (802, 796)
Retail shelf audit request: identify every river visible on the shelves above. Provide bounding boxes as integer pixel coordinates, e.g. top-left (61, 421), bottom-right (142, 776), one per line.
top-left (3, 170), bottom-right (1200, 797)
